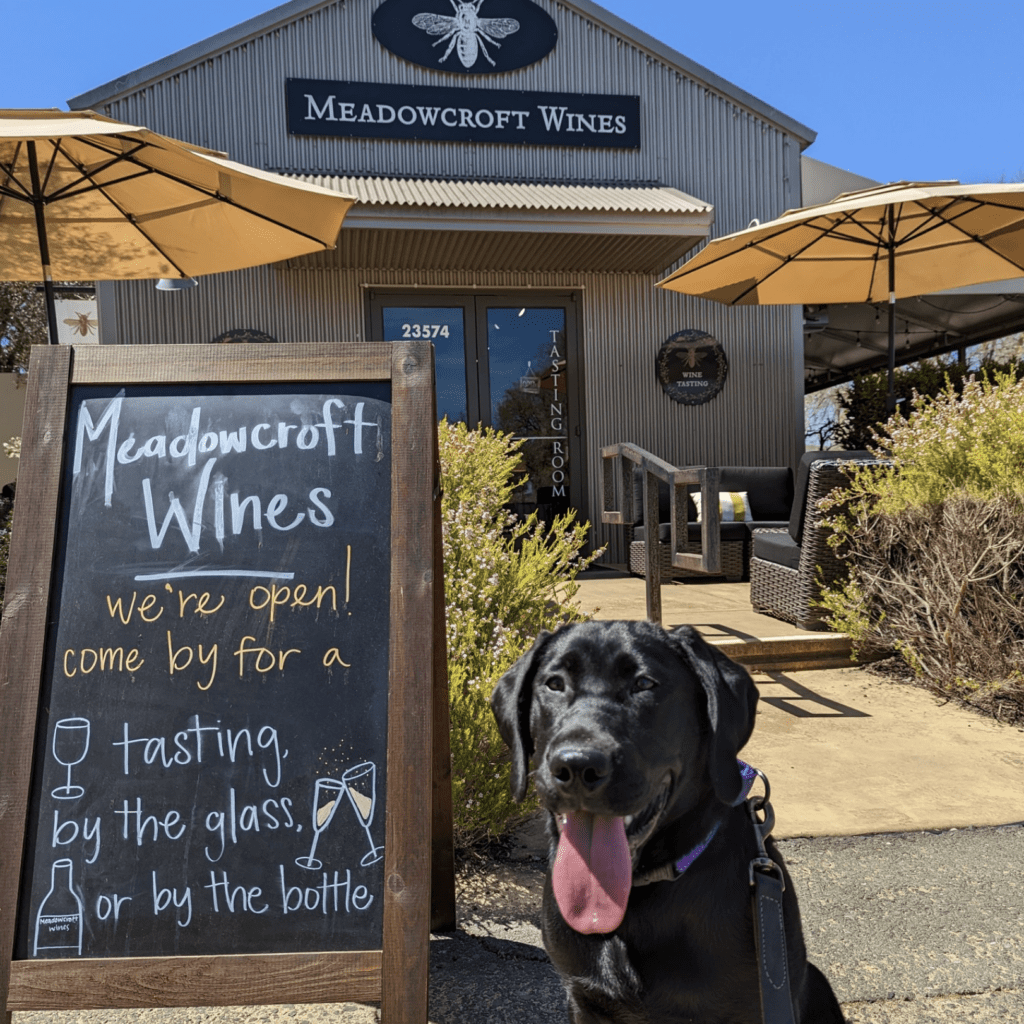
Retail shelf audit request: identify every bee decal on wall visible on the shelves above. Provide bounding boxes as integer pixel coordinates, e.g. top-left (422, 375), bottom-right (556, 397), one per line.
top-left (62, 312), bottom-right (98, 337)
top-left (412, 0), bottom-right (520, 69)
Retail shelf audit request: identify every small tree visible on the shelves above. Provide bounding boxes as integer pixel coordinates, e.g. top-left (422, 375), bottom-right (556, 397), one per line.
top-left (0, 282), bottom-right (48, 375)
top-left (439, 419), bottom-right (602, 846)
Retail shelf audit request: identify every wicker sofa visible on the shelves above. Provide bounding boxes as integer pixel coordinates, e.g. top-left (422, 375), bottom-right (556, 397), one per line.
top-left (629, 465), bottom-right (794, 582)
top-left (749, 450), bottom-right (873, 629)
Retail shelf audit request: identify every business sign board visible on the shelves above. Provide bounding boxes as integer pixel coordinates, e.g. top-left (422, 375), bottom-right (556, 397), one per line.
top-left (656, 330), bottom-right (729, 405)
top-left (287, 78), bottom-right (640, 149)
top-left (371, 0), bottom-right (558, 75)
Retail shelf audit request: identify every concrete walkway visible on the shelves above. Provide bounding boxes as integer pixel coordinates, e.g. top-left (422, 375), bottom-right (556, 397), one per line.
top-left (569, 566), bottom-right (1024, 838)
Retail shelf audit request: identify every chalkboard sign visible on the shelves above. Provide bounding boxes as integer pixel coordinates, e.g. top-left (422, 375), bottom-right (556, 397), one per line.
top-left (0, 343), bottom-right (452, 1023)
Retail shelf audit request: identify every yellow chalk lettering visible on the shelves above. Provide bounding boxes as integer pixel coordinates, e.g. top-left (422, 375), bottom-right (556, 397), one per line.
top-left (138, 593), bottom-right (163, 622)
top-left (323, 648), bottom-right (351, 668)
top-left (197, 643), bottom-right (218, 691)
top-left (167, 631), bottom-right (194, 673)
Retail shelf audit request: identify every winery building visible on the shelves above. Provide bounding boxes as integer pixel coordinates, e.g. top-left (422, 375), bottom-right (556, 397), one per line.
top-left (72, 0), bottom-right (818, 560)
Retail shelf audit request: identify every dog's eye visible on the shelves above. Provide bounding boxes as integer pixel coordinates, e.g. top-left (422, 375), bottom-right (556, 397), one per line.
top-left (631, 676), bottom-right (656, 694)
top-left (544, 675), bottom-right (566, 692)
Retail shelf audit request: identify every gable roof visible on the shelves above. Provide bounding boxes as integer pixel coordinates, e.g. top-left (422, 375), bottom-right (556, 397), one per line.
top-left (69, 0), bottom-right (815, 145)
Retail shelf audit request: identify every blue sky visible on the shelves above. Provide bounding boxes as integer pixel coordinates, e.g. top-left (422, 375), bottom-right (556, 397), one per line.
top-left (5, 0), bottom-right (1022, 186)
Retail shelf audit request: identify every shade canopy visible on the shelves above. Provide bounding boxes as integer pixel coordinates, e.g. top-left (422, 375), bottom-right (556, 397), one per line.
top-left (0, 109), bottom-right (355, 283)
top-left (658, 181), bottom-right (1024, 307)
top-left (658, 180), bottom-right (1024, 411)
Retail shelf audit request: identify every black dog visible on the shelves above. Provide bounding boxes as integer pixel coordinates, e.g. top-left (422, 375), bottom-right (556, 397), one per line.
top-left (491, 620), bottom-right (844, 1024)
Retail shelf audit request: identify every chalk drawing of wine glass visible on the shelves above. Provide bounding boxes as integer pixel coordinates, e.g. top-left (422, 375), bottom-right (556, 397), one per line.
top-left (295, 778), bottom-right (346, 870)
top-left (343, 762), bottom-right (383, 867)
top-left (51, 718), bottom-right (90, 800)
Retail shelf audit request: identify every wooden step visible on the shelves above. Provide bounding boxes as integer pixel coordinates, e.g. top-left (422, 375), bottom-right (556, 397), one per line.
top-left (710, 633), bottom-right (859, 672)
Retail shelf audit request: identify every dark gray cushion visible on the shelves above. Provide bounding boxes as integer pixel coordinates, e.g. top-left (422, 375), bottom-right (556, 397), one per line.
top-left (717, 467), bottom-right (793, 521)
top-left (631, 523), bottom-right (670, 544)
top-left (632, 465), bottom-right (793, 528)
top-left (789, 450), bottom-right (870, 544)
top-left (753, 530), bottom-right (801, 571)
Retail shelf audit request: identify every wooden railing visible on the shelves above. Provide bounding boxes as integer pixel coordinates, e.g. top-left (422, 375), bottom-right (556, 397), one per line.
top-left (600, 443), bottom-right (721, 625)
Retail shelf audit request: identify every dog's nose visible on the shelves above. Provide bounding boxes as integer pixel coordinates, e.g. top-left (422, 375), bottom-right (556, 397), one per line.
top-left (549, 747), bottom-right (612, 792)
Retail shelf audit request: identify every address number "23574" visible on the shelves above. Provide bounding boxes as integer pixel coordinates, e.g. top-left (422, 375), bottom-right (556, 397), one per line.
top-left (399, 323), bottom-right (451, 339)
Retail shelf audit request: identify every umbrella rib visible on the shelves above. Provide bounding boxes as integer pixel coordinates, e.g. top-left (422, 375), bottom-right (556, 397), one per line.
top-left (864, 208), bottom-right (889, 302)
top-left (671, 208), bottom-right (886, 298)
top-left (921, 200), bottom-right (1024, 276)
top-left (62, 135), bottom-right (336, 250)
top-left (38, 141), bottom-right (61, 197)
top-left (51, 168), bottom-right (157, 203)
top-left (96, 187), bottom-right (193, 280)
top-left (897, 197), bottom-right (1024, 275)
top-left (719, 209), bottom-right (888, 304)
top-left (0, 142), bottom-right (33, 202)
top-left (45, 140), bottom-right (152, 202)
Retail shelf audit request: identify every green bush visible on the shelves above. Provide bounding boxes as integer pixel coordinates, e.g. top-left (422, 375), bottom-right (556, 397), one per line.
top-left (439, 419), bottom-right (601, 846)
top-left (833, 356), bottom-right (1024, 451)
top-left (836, 370), bottom-right (1024, 515)
top-left (821, 373), bottom-right (1024, 721)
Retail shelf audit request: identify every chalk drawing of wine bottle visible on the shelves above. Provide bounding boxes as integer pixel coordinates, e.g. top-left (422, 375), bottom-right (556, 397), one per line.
top-left (296, 778), bottom-right (346, 870)
top-left (343, 762), bottom-right (383, 867)
top-left (34, 858), bottom-right (84, 956)
top-left (51, 717), bottom-right (90, 800)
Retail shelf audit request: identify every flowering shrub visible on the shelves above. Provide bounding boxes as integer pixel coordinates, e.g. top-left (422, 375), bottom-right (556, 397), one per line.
top-left (439, 419), bottom-right (601, 845)
top-left (820, 372), bottom-right (1024, 721)
top-left (831, 355), bottom-right (1024, 451)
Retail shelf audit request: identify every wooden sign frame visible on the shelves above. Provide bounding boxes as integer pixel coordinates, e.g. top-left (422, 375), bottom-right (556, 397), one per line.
top-left (0, 342), bottom-right (454, 1024)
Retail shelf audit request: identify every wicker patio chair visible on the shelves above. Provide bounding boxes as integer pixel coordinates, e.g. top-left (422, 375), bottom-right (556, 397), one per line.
top-left (628, 464), bottom-right (793, 582)
top-left (749, 451), bottom-right (874, 630)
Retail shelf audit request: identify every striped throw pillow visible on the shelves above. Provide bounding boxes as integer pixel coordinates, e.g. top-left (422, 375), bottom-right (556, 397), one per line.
top-left (692, 491), bottom-right (752, 523)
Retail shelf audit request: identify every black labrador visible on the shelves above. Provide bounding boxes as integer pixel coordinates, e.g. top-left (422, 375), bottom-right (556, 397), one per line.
top-left (491, 620), bottom-right (844, 1024)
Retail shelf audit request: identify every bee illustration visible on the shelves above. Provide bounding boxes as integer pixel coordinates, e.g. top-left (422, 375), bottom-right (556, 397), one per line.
top-left (62, 312), bottom-right (98, 337)
top-left (676, 344), bottom-right (705, 369)
top-left (412, 0), bottom-right (520, 69)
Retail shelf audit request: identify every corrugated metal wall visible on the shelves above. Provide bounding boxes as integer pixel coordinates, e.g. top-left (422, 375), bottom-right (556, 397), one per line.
top-left (107, 263), bottom-right (797, 562)
top-left (93, 0), bottom-right (807, 563)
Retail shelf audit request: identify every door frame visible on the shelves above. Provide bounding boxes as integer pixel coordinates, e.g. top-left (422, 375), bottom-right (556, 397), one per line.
top-left (367, 290), bottom-right (587, 522)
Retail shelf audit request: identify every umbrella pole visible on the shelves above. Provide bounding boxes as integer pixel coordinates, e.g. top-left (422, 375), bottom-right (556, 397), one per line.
top-left (885, 209), bottom-right (897, 416)
top-left (26, 141), bottom-right (60, 346)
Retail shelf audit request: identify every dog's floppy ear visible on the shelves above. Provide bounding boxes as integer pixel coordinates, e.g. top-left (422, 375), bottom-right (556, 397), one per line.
top-left (490, 630), bottom-right (554, 803)
top-left (669, 625), bottom-right (758, 805)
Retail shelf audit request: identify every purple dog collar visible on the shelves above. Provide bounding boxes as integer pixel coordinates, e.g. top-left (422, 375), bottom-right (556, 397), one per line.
top-left (633, 759), bottom-right (759, 886)
top-left (671, 759), bottom-right (758, 874)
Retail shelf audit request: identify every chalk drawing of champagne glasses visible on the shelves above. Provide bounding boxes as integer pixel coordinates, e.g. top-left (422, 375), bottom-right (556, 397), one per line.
top-left (51, 718), bottom-right (90, 800)
top-left (295, 778), bottom-right (346, 870)
top-left (343, 761), bottom-right (383, 867)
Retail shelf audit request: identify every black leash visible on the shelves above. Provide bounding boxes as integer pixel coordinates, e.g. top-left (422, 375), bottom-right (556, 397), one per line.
top-left (631, 761), bottom-right (800, 1024)
top-left (746, 768), bottom-right (797, 1024)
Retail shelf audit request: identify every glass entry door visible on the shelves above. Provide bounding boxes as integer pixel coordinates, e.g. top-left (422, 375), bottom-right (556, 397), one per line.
top-left (481, 306), bottom-right (570, 521)
top-left (370, 292), bottom-right (582, 526)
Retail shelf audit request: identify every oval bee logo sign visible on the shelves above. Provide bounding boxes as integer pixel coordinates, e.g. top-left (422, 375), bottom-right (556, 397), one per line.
top-left (372, 0), bottom-right (558, 75)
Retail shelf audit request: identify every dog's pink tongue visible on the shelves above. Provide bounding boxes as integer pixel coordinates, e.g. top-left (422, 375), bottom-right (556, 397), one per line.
top-left (552, 812), bottom-right (631, 934)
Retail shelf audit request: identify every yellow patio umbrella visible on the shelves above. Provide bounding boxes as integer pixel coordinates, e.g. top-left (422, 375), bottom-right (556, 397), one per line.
top-left (0, 109), bottom-right (356, 344)
top-left (659, 181), bottom-right (1024, 411)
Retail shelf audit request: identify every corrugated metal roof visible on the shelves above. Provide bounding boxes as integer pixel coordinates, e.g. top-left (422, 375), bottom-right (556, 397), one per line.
top-left (299, 175), bottom-right (712, 215)
top-left (287, 226), bottom-right (702, 274)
